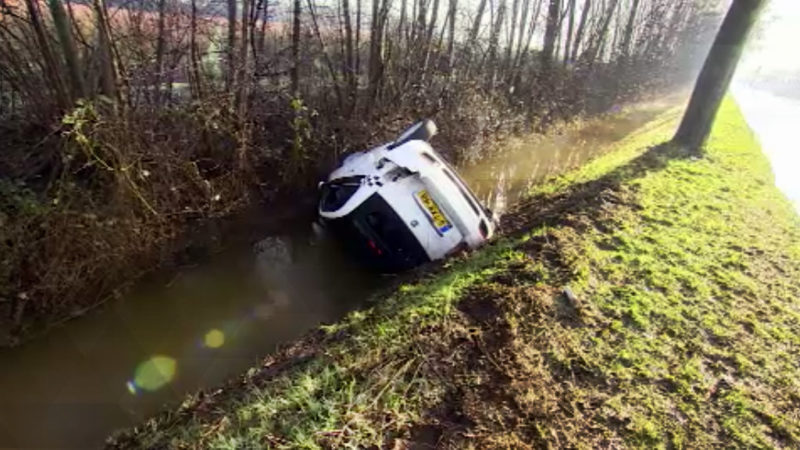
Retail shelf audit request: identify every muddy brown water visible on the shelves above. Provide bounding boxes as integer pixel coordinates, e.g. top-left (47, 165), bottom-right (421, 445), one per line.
top-left (0, 96), bottom-right (679, 449)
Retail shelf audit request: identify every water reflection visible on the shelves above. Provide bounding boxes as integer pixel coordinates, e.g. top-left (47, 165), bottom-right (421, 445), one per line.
top-left (461, 100), bottom-right (673, 214)
top-left (0, 227), bottom-right (380, 448)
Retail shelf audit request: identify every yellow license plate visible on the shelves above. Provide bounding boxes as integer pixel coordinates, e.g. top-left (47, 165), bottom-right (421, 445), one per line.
top-left (416, 190), bottom-right (452, 233)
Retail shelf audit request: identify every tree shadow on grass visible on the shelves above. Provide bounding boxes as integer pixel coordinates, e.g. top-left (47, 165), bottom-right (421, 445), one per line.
top-left (501, 141), bottom-right (693, 235)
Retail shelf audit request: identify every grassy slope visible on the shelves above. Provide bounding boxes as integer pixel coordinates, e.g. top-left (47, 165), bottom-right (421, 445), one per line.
top-left (111, 98), bottom-right (800, 449)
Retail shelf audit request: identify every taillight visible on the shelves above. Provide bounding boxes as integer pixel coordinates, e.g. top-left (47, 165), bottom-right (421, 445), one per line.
top-left (367, 239), bottom-right (383, 256)
top-left (479, 220), bottom-right (490, 239)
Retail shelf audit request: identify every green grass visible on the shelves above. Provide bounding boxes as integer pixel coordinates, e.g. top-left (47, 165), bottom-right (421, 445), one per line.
top-left (111, 98), bottom-right (800, 449)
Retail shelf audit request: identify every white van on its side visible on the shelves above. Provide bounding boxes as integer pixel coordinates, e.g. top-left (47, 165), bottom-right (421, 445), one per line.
top-left (317, 120), bottom-right (496, 272)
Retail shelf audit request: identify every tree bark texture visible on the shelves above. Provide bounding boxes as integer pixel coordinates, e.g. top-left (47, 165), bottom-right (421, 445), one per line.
top-left (673, 0), bottom-right (765, 151)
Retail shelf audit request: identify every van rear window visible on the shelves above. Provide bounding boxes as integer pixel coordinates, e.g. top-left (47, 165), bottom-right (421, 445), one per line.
top-left (320, 176), bottom-right (363, 212)
top-left (324, 193), bottom-right (429, 271)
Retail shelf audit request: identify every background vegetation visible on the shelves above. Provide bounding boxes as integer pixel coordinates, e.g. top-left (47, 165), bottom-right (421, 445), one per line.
top-left (0, 0), bottom-right (724, 342)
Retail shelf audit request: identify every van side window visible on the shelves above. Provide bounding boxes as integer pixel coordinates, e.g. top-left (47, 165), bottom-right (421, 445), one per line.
top-left (443, 169), bottom-right (480, 216)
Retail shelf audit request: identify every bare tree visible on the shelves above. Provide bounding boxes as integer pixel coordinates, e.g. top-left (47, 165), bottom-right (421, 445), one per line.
top-left (236, 0), bottom-right (252, 170)
top-left (673, 0), bottom-right (765, 151)
top-left (306, 0), bottom-right (345, 109)
top-left (513, 0), bottom-right (531, 64)
top-left (446, 0), bottom-right (457, 68)
top-left (153, 0), bottom-right (167, 104)
top-left (24, 0), bottom-right (69, 109)
top-left (48, 0), bottom-right (84, 100)
top-left (562, 0), bottom-right (576, 65)
top-left (512, 0), bottom-right (543, 74)
top-left (342, 0), bottom-right (357, 112)
top-left (422, 0), bottom-right (440, 74)
top-left (189, 0), bottom-right (203, 99)
top-left (570, 0), bottom-right (591, 62)
top-left (584, 0), bottom-right (619, 66)
top-left (356, 0), bottom-right (363, 87)
top-left (227, 0), bottom-right (238, 91)
top-left (541, 0), bottom-right (561, 66)
top-left (367, 0), bottom-right (389, 111)
top-left (487, 0), bottom-right (506, 84)
top-left (619, 0), bottom-right (641, 60)
top-left (93, 0), bottom-right (119, 101)
top-left (467, 0), bottom-right (488, 49)
top-left (256, 0), bottom-right (271, 65)
top-left (236, 0), bottom-right (251, 105)
top-left (291, 0), bottom-right (301, 95)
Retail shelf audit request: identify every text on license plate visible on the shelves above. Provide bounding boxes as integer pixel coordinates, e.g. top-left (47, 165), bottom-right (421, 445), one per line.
top-left (416, 190), bottom-right (452, 233)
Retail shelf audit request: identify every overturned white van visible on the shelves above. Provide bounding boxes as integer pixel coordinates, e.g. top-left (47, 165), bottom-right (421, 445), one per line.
top-left (317, 120), bottom-right (496, 272)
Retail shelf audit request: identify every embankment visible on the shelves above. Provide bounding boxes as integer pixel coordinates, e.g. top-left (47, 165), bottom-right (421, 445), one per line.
top-left (111, 98), bottom-right (800, 448)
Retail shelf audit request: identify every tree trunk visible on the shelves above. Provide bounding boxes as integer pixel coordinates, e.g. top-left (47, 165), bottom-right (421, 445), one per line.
top-left (398, 0), bottom-right (407, 42)
top-left (505, 0), bottom-right (519, 70)
top-left (236, 0), bottom-right (250, 106)
top-left (584, 0), bottom-right (618, 66)
top-left (353, 0), bottom-right (362, 112)
top-left (257, 0), bottom-right (270, 65)
top-left (673, 0), bottom-right (765, 151)
top-left (487, 0), bottom-right (506, 86)
top-left (306, 0), bottom-right (344, 108)
top-left (226, 0), bottom-right (237, 91)
top-left (48, 0), bottom-right (85, 99)
top-left (237, 0), bottom-right (251, 171)
top-left (250, 0), bottom-right (263, 69)
top-left (570, 0), bottom-right (590, 62)
top-left (541, 0), bottom-right (561, 67)
top-left (153, 0), bottom-right (167, 104)
top-left (446, 0), bottom-right (457, 67)
top-left (65, 0), bottom-right (90, 50)
top-left (513, 0), bottom-right (530, 64)
top-left (421, 0), bottom-right (439, 76)
top-left (342, 0), bottom-right (356, 113)
top-left (291, 0), bottom-right (300, 95)
top-left (190, 0), bottom-right (203, 98)
top-left (512, 0), bottom-right (542, 73)
top-left (562, 0), bottom-right (575, 65)
top-left (24, 0), bottom-right (70, 109)
top-left (366, 0), bottom-right (388, 113)
top-left (619, 0), bottom-right (640, 60)
top-left (92, 0), bottom-right (118, 101)
top-left (425, 0), bottom-right (440, 46)
top-left (467, 0), bottom-right (488, 46)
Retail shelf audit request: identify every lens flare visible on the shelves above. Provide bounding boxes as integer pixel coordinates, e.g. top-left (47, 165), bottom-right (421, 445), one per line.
top-left (126, 380), bottom-right (138, 395)
top-left (204, 329), bottom-right (225, 348)
top-left (133, 355), bottom-right (177, 392)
